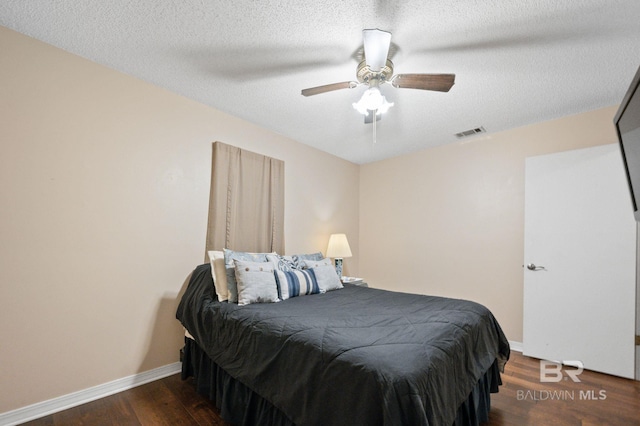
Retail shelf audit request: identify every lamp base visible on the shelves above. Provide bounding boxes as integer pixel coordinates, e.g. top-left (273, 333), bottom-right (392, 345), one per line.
top-left (334, 258), bottom-right (343, 279)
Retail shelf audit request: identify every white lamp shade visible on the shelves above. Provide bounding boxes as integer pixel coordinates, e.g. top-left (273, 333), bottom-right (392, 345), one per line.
top-left (362, 29), bottom-right (391, 72)
top-left (326, 234), bottom-right (352, 258)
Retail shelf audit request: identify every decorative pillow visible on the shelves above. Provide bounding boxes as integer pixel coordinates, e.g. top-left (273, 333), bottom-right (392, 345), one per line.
top-left (274, 269), bottom-right (322, 300)
top-left (307, 263), bottom-right (343, 292)
top-left (223, 248), bottom-right (272, 264)
top-left (208, 250), bottom-right (229, 301)
top-left (302, 257), bottom-right (333, 269)
top-left (266, 253), bottom-right (298, 272)
top-left (234, 260), bottom-right (279, 306)
top-left (291, 252), bottom-right (324, 269)
top-left (224, 249), bottom-right (272, 303)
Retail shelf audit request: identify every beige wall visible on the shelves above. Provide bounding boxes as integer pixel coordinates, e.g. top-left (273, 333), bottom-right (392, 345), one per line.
top-left (359, 106), bottom-right (620, 343)
top-left (0, 26), bottom-right (359, 413)
top-left (0, 23), bottom-right (625, 416)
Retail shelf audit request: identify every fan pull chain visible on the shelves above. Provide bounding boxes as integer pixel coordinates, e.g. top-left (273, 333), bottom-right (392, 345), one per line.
top-left (372, 109), bottom-right (377, 144)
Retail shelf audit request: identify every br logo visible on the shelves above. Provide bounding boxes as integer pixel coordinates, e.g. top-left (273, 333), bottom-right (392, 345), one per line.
top-left (539, 360), bottom-right (584, 382)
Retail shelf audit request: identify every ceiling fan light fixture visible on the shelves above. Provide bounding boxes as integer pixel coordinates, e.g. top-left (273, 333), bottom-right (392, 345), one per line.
top-left (375, 98), bottom-right (394, 115)
top-left (301, 28), bottom-right (454, 131)
top-left (352, 87), bottom-right (394, 116)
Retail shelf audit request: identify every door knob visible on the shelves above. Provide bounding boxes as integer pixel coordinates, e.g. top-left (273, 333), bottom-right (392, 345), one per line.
top-left (526, 263), bottom-right (546, 271)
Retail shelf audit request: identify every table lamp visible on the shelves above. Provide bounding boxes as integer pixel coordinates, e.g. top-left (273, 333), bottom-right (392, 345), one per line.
top-left (326, 233), bottom-right (352, 278)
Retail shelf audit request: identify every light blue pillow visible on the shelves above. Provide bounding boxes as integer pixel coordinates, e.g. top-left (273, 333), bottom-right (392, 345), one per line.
top-left (224, 249), bottom-right (271, 303)
top-left (234, 260), bottom-right (279, 306)
top-left (303, 260), bottom-right (343, 292)
top-left (224, 248), bottom-right (270, 264)
top-left (274, 269), bottom-right (323, 300)
top-left (291, 252), bottom-right (324, 269)
top-left (301, 258), bottom-right (333, 269)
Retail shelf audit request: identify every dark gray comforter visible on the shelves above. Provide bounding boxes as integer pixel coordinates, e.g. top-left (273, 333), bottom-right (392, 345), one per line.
top-left (177, 264), bottom-right (510, 426)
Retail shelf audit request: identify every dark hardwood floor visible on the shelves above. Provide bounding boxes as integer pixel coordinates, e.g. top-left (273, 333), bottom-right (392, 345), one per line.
top-left (22, 373), bottom-right (228, 426)
top-left (491, 352), bottom-right (640, 425)
top-left (22, 352), bottom-right (640, 425)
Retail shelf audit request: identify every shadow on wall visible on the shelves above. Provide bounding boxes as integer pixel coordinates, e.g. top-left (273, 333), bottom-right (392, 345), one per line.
top-left (138, 271), bottom-right (194, 373)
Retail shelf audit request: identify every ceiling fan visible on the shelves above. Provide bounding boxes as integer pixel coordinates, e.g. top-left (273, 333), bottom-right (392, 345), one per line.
top-left (301, 29), bottom-right (456, 123)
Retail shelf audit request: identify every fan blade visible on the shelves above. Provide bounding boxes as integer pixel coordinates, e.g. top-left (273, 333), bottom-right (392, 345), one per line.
top-left (301, 81), bottom-right (356, 97)
top-left (363, 29), bottom-right (392, 72)
top-left (391, 74), bottom-right (455, 92)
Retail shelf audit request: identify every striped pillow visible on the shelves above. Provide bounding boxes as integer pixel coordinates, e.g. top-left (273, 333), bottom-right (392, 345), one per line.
top-left (274, 269), bottom-right (323, 300)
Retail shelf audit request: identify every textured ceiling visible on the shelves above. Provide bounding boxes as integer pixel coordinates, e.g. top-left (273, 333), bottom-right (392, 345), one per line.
top-left (2, 1), bottom-right (640, 164)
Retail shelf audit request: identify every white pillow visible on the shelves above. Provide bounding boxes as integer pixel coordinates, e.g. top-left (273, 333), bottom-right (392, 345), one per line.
top-left (234, 260), bottom-right (279, 306)
top-left (208, 250), bottom-right (229, 302)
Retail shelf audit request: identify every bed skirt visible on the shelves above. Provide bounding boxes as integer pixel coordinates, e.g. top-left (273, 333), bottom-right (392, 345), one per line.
top-left (181, 337), bottom-right (501, 426)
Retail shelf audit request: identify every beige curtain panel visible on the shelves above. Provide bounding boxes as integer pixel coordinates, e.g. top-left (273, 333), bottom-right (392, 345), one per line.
top-left (206, 141), bottom-right (284, 255)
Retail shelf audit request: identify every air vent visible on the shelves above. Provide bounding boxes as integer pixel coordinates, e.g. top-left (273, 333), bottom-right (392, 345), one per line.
top-left (455, 126), bottom-right (486, 139)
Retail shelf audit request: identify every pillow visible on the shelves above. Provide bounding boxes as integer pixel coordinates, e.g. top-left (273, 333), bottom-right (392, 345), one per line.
top-left (305, 262), bottom-right (343, 292)
top-left (266, 253), bottom-right (298, 272)
top-left (224, 249), bottom-right (272, 303)
top-left (234, 260), bottom-right (279, 306)
top-left (291, 252), bottom-right (324, 269)
top-left (224, 248), bottom-right (272, 265)
top-left (208, 250), bottom-right (229, 301)
top-left (302, 257), bottom-right (333, 269)
top-left (274, 269), bottom-right (323, 300)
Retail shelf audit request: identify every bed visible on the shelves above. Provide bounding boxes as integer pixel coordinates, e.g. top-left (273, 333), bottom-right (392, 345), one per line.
top-left (176, 262), bottom-right (510, 426)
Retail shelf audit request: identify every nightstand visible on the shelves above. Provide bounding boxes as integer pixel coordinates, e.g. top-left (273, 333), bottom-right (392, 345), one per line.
top-left (342, 277), bottom-right (368, 287)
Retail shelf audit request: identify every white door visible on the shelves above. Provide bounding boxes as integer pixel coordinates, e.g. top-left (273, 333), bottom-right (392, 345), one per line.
top-left (523, 144), bottom-right (636, 379)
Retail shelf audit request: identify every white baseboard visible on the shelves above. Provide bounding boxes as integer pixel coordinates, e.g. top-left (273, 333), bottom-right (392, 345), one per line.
top-left (509, 340), bottom-right (523, 353)
top-left (0, 362), bottom-right (181, 426)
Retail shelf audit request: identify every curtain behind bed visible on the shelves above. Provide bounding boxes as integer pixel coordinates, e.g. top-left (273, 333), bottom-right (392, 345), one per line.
top-left (205, 142), bottom-right (284, 256)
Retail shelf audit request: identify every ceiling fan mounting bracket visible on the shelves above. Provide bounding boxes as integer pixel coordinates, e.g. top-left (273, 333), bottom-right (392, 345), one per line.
top-left (356, 59), bottom-right (394, 84)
